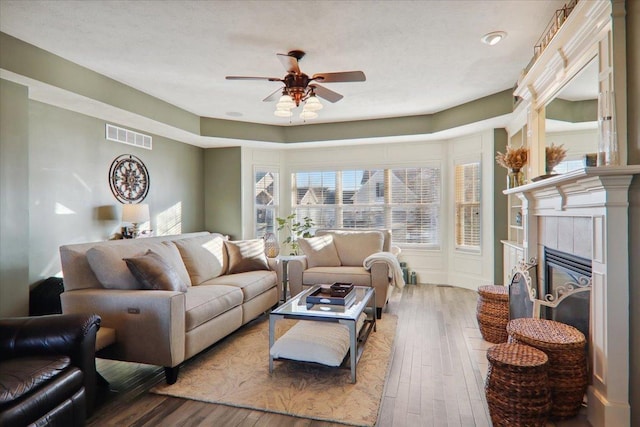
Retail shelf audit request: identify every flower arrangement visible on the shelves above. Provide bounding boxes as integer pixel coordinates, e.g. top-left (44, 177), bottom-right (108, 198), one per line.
top-left (545, 143), bottom-right (567, 172)
top-left (495, 146), bottom-right (528, 171)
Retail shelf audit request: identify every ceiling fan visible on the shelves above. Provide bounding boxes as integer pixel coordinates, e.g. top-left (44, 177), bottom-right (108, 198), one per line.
top-left (226, 50), bottom-right (366, 118)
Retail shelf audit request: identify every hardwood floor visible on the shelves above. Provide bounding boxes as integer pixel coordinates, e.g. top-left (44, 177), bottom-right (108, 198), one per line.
top-left (88, 285), bottom-right (588, 426)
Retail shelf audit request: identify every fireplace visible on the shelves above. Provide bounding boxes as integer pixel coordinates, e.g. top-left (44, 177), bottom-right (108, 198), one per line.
top-left (542, 247), bottom-right (592, 341)
top-left (505, 167), bottom-right (640, 426)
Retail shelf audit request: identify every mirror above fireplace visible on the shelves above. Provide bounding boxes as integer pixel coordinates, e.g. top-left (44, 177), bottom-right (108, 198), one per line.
top-left (545, 57), bottom-right (598, 174)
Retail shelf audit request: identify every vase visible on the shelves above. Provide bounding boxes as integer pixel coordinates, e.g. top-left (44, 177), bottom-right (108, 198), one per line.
top-left (263, 232), bottom-right (280, 258)
top-left (597, 91), bottom-right (620, 166)
top-left (507, 169), bottom-right (524, 189)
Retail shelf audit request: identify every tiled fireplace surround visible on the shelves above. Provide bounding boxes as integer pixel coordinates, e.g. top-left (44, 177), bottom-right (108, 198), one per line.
top-left (506, 166), bottom-right (640, 427)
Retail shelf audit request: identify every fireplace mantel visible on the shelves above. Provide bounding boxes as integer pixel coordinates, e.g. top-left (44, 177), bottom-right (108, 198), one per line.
top-left (503, 166), bottom-right (640, 427)
top-left (504, 166), bottom-right (640, 201)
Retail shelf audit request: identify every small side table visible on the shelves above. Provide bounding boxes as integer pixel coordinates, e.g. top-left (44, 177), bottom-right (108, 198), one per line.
top-left (277, 255), bottom-right (300, 302)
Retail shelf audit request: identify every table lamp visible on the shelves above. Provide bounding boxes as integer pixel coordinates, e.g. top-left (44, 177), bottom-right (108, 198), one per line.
top-left (122, 203), bottom-right (150, 238)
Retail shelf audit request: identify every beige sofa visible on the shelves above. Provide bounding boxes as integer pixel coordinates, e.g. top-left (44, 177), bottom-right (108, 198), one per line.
top-left (288, 229), bottom-right (396, 318)
top-left (59, 232), bottom-right (278, 384)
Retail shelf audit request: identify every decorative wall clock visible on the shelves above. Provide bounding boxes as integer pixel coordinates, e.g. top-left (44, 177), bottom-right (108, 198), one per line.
top-left (109, 154), bottom-right (150, 203)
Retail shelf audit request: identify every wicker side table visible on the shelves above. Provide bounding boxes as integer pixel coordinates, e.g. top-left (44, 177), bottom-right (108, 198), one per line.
top-left (485, 343), bottom-right (552, 427)
top-left (507, 318), bottom-right (588, 419)
top-left (476, 285), bottom-right (510, 343)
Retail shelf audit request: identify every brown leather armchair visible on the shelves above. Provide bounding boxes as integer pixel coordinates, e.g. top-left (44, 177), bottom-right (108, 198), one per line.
top-left (0, 313), bottom-right (101, 426)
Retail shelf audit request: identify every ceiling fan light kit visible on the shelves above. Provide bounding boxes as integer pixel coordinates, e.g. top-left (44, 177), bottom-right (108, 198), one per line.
top-left (303, 95), bottom-right (323, 111)
top-left (274, 108), bottom-right (293, 118)
top-left (226, 50), bottom-right (365, 122)
top-left (276, 94), bottom-right (295, 110)
top-left (299, 110), bottom-right (318, 120)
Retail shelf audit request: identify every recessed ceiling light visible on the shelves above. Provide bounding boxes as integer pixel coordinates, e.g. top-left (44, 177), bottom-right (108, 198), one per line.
top-left (481, 31), bottom-right (507, 46)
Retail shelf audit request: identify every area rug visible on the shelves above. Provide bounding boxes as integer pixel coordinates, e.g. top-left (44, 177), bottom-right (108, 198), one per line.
top-left (151, 314), bottom-right (397, 426)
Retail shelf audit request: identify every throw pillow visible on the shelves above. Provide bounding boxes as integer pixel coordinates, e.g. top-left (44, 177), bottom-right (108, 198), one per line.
top-left (225, 239), bottom-right (269, 274)
top-left (330, 230), bottom-right (384, 266)
top-left (298, 235), bottom-right (341, 268)
top-left (123, 250), bottom-right (187, 292)
top-left (86, 241), bottom-right (191, 289)
top-left (86, 245), bottom-right (144, 290)
top-left (173, 234), bottom-right (228, 285)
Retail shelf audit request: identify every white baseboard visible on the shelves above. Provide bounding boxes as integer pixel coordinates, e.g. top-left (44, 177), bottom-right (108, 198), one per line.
top-left (587, 386), bottom-right (630, 427)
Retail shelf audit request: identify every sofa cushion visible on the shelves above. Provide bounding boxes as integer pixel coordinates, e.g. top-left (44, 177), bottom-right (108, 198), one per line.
top-left (201, 270), bottom-right (277, 302)
top-left (173, 234), bottom-right (228, 285)
top-left (303, 266), bottom-right (373, 287)
top-left (124, 250), bottom-right (187, 292)
top-left (225, 239), bottom-right (269, 274)
top-left (86, 241), bottom-right (190, 289)
top-left (298, 235), bottom-right (341, 268)
top-left (0, 359), bottom-right (84, 427)
top-left (330, 231), bottom-right (384, 266)
top-left (0, 356), bottom-right (71, 403)
top-left (184, 285), bottom-right (243, 332)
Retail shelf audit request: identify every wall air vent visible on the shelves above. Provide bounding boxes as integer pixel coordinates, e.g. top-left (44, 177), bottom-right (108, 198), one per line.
top-left (105, 124), bottom-right (152, 150)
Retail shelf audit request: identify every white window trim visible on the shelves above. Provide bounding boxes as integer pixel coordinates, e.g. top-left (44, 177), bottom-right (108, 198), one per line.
top-left (454, 158), bottom-right (482, 253)
top-left (253, 166), bottom-right (279, 239)
top-left (290, 164), bottom-right (443, 248)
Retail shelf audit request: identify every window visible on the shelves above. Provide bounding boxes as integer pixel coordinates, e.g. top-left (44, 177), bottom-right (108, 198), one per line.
top-left (291, 166), bottom-right (441, 246)
top-left (454, 162), bottom-right (481, 250)
top-left (254, 169), bottom-right (279, 238)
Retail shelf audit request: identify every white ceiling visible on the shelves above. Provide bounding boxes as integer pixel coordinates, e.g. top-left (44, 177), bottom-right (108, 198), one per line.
top-left (0, 0), bottom-right (567, 128)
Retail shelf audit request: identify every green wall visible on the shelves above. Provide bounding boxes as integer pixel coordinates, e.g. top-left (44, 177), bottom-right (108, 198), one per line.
top-left (0, 79), bottom-right (30, 316)
top-left (0, 79), bottom-right (205, 317)
top-left (0, 33), bottom-right (200, 135)
top-left (204, 147), bottom-right (242, 239)
top-left (493, 128), bottom-right (509, 284)
top-left (546, 98), bottom-right (597, 123)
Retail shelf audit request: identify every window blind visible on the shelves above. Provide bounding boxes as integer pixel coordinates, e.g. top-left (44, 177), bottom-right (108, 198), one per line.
top-left (255, 169), bottom-right (279, 237)
top-left (291, 167), bottom-right (441, 246)
top-left (454, 162), bottom-right (481, 249)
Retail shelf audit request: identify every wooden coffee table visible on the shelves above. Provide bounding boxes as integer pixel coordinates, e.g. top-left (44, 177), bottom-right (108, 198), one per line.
top-left (268, 285), bottom-right (376, 383)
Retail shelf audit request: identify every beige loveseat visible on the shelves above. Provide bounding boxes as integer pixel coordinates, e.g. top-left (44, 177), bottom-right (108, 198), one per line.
top-left (59, 232), bottom-right (278, 384)
top-left (288, 229), bottom-right (397, 318)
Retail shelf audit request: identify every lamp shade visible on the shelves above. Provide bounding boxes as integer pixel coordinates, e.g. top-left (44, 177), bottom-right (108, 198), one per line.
top-left (304, 96), bottom-right (323, 111)
top-left (299, 110), bottom-right (318, 120)
top-left (274, 108), bottom-right (293, 118)
top-left (276, 94), bottom-right (295, 110)
top-left (122, 203), bottom-right (150, 223)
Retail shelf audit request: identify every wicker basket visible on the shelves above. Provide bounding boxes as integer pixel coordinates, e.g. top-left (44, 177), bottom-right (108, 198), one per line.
top-left (485, 343), bottom-right (552, 427)
top-left (476, 285), bottom-right (509, 343)
top-left (507, 318), bottom-right (587, 419)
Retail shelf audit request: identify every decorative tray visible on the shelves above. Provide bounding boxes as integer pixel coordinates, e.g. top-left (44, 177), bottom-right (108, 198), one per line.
top-left (330, 282), bottom-right (354, 297)
top-left (307, 284), bottom-right (355, 306)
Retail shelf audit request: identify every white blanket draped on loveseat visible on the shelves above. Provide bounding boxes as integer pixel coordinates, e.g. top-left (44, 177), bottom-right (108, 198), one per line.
top-left (363, 252), bottom-right (406, 289)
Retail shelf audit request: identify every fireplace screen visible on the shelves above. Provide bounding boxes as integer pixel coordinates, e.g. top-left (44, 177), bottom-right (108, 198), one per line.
top-left (542, 248), bottom-right (591, 339)
top-left (509, 263), bottom-right (535, 320)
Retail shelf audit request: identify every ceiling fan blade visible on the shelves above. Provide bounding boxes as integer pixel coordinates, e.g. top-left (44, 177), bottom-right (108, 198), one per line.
top-left (310, 84), bottom-right (343, 103)
top-left (312, 71), bottom-right (366, 83)
top-left (262, 87), bottom-right (284, 102)
top-left (226, 76), bottom-right (282, 81)
top-left (277, 53), bottom-right (301, 75)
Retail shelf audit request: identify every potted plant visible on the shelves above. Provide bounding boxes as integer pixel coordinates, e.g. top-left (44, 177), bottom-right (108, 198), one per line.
top-left (545, 143), bottom-right (567, 175)
top-left (496, 146), bottom-right (528, 188)
top-left (276, 213), bottom-right (314, 255)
